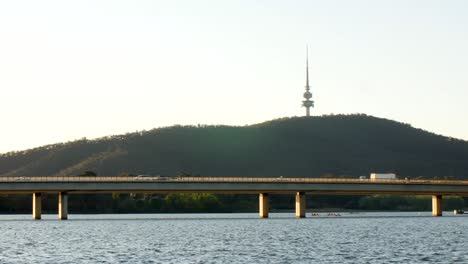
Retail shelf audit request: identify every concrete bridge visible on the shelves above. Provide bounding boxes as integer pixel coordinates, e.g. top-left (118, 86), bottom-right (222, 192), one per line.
top-left (1, 176), bottom-right (467, 220)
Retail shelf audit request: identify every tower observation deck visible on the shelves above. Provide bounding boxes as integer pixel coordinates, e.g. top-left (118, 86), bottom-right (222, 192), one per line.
top-left (302, 49), bottom-right (314, 116)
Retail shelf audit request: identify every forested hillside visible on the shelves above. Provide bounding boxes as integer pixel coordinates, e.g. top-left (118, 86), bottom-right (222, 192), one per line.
top-left (1, 114), bottom-right (468, 179)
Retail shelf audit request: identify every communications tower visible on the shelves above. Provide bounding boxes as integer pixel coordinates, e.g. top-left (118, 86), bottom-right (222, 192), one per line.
top-left (302, 48), bottom-right (314, 116)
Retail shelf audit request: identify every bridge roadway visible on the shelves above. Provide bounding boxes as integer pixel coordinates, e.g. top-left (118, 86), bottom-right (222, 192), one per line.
top-left (1, 176), bottom-right (467, 220)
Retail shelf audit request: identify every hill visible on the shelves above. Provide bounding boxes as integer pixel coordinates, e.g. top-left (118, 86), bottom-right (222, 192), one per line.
top-left (1, 114), bottom-right (468, 179)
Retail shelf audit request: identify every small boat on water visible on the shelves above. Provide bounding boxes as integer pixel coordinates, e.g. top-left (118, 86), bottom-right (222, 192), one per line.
top-left (327, 213), bottom-right (341, 217)
top-left (453, 209), bottom-right (465, 215)
top-left (309, 212), bottom-right (342, 217)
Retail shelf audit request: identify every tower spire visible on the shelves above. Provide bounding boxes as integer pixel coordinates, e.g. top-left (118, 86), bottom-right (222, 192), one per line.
top-left (306, 46), bottom-right (309, 89)
top-left (302, 46), bottom-right (314, 116)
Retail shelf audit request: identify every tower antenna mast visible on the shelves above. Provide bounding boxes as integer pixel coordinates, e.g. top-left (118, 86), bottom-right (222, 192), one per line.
top-left (302, 46), bottom-right (314, 116)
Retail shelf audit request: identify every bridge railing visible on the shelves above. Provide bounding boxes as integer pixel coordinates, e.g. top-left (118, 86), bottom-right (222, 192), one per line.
top-left (0, 176), bottom-right (467, 185)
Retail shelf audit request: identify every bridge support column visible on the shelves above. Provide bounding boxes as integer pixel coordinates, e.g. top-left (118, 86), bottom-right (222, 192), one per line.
top-left (259, 193), bottom-right (269, 218)
top-left (296, 192), bottom-right (306, 218)
top-left (32, 193), bottom-right (42, 220)
top-left (432, 195), bottom-right (442, 217)
top-left (58, 192), bottom-right (68, 220)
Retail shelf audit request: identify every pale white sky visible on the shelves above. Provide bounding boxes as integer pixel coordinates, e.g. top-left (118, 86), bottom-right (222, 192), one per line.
top-left (1, 0), bottom-right (467, 153)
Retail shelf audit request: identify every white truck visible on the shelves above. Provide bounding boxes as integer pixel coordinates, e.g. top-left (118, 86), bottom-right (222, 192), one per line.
top-left (370, 173), bottom-right (396, 180)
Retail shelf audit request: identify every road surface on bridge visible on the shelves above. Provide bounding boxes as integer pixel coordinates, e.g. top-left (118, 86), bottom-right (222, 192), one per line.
top-left (0, 176), bottom-right (467, 195)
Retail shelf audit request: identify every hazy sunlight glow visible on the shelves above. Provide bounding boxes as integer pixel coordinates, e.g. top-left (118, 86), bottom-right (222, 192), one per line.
top-left (1, 0), bottom-right (467, 153)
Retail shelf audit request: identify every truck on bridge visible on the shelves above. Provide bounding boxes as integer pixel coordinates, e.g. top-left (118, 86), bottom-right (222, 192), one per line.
top-left (370, 173), bottom-right (396, 180)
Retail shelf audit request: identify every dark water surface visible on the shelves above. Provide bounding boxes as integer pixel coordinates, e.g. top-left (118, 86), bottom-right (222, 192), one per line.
top-left (1, 212), bottom-right (467, 263)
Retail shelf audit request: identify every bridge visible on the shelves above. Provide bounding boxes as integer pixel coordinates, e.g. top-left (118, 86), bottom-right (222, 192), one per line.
top-left (1, 176), bottom-right (467, 220)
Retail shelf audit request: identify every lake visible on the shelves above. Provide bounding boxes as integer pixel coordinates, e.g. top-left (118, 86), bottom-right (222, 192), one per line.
top-left (1, 212), bottom-right (467, 263)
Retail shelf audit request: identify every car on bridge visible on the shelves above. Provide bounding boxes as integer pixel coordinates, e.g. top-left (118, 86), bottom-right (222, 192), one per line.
top-left (134, 175), bottom-right (169, 181)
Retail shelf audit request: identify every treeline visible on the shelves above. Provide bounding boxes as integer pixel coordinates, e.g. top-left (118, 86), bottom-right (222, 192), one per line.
top-left (0, 194), bottom-right (465, 214)
top-left (0, 193), bottom-right (256, 214)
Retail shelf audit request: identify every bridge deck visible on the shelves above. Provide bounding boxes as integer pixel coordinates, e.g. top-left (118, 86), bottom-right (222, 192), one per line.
top-left (0, 176), bottom-right (467, 195)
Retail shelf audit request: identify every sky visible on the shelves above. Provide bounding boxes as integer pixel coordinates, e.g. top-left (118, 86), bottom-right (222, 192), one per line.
top-left (1, 0), bottom-right (467, 153)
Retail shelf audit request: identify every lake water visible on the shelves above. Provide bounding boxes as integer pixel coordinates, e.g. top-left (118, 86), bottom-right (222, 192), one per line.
top-left (1, 212), bottom-right (467, 263)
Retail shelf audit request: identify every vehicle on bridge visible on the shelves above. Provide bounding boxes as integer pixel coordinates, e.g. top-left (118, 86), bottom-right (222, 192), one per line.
top-left (370, 173), bottom-right (396, 180)
top-left (134, 175), bottom-right (169, 180)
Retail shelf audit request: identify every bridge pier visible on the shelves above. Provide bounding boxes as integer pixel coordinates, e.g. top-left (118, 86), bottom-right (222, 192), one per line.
top-left (259, 193), bottom-right (269, 218)
top-left (432, 195), bottom-right (442, 216)
top-left (32, 193), bottom-right (42, 220)
top-left (58, 192), bottom-right (68, 220)
top-left (295, 192), bottom-right (306, 218)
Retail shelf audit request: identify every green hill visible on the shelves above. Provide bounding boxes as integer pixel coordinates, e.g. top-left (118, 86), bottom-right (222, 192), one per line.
top-left (1, 114), bottom-right (468, 179)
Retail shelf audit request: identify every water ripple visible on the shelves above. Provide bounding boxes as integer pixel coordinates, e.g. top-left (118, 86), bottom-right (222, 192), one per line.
top-left (0, 213), bottom-right (467, 263)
